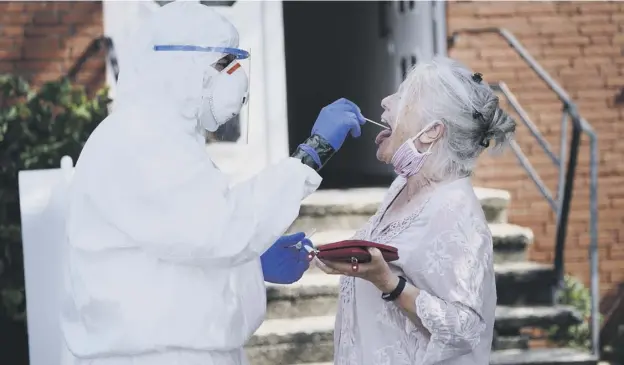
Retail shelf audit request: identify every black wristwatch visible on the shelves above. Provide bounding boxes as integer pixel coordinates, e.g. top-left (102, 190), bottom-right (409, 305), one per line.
top-left (381, 276), bottom-right (407, 302)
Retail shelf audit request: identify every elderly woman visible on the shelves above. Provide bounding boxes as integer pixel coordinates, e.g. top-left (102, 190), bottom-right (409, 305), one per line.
top-left (316, 56), bottom-right (516, 365)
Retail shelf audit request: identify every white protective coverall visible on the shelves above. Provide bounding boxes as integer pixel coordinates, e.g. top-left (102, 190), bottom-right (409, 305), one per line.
top-left (60, 3), bottom-right (321, 365)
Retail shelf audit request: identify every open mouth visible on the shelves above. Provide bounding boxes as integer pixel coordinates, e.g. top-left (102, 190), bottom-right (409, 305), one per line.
top-left (375, 129), bottom-right (392, 145)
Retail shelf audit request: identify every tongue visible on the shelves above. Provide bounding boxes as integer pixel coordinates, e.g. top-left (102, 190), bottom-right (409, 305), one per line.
top-left (375, 130), bottom-right (392, 145)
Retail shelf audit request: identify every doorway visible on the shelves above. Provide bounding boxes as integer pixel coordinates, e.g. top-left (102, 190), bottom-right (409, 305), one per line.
top-left (282, 1), bottom-right (444, 189)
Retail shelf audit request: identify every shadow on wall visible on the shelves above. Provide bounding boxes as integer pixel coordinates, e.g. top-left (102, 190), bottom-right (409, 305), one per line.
top-left (9, 2), bottom-right (106, 93)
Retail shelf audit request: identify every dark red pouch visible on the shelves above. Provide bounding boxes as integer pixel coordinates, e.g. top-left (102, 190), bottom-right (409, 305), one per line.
top-left (315, 239), bottom-right (399, 264)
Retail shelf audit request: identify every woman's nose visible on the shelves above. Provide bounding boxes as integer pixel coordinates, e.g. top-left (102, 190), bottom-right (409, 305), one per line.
top-left (381, 95), bottom-right (391, 110)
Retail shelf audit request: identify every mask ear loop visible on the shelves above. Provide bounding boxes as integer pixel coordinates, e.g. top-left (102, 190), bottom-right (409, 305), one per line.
top-left (409, 121), bottom-right (439, 154)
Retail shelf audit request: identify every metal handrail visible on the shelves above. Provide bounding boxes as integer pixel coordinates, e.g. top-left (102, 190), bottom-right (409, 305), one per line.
top-left (449, 27), bottom-right (599, 355)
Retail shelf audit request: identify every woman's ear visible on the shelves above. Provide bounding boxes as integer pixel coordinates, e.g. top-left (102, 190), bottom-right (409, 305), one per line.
top-left (419, 122), bottom-right (445, 144)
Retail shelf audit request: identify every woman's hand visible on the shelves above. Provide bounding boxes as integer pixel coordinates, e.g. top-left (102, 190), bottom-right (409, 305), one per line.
top-left (316, 247), bottom-right (400, 293)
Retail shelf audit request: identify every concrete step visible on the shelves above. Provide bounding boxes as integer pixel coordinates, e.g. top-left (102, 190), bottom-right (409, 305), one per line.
top-left (490, 348), bottom-right (598, 365)
top-left (494, 335), bottom-right (529, 350)
top-left (495, 305), bottom-right (583, 336)
top-left (495, 262), bottom-right (556, 306)
top-left (288, 348), bottom-right (598, 365)
top-left (299, 223), bottom-right (533, 264)
top-left (266, 262), bottom-right (556, 320)
top-left (289, 186), bottom-right (511, 232)
top-left (246, 315), bottom-right (334, 365)
top-left (262, 298), bottom-right (581, 339)
top-left (490, 223), bottom-right (534, 263)
top-left (247, 315), bottom-right (588, 365)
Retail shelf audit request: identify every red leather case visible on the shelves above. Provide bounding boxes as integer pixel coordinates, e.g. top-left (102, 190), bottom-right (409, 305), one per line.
top-left (316, 240), bottom-right (399, 263)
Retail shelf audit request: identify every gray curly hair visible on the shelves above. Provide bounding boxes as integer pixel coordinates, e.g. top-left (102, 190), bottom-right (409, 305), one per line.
top-left (395, 56), bottom-right (516, 181)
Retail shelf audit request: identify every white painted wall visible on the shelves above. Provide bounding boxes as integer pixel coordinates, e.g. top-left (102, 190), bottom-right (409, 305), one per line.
top-left (205, 1), bottom-right (289, 182)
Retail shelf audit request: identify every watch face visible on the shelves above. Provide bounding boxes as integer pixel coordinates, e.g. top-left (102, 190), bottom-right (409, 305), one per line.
top-left (200, 1), bottom-right (237, 6)
top-left (154, 1), bottom-right (237, 6)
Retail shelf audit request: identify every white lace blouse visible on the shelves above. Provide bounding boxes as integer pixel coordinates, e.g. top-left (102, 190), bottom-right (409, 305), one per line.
top-left (333, 176), bottom-right (496, 365)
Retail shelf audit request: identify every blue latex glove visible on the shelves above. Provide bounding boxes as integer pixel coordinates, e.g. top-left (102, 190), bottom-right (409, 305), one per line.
top-left (311, 98), bottom-right (366, 150)
top-left (261, 232), bottom-right (312, 284)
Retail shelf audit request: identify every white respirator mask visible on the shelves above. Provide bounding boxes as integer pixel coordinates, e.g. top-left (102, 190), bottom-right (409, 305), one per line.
top-left (200, 57), bottom-right (249, 132)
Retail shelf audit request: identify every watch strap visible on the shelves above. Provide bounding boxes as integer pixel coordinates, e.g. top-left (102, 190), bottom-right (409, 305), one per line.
top-left (381, 275), bottom-right (407, 301)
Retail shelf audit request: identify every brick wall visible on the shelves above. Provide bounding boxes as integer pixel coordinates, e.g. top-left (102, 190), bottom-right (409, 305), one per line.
top-left (447, 1), bottom-right (624, 296)
top-left (0, 1), bottom-right (105, 92)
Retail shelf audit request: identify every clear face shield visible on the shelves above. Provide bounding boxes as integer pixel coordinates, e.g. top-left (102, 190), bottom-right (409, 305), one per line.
top-left (153, 45), bottom-right (251, 144)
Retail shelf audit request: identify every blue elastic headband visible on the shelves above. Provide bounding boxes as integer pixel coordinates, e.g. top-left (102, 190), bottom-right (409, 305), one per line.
top-left (153, 45), bottom-right (250, 60)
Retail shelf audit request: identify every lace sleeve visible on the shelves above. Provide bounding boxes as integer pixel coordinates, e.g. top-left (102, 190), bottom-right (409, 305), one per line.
top-left (405, 200), bottom-right (492, 363)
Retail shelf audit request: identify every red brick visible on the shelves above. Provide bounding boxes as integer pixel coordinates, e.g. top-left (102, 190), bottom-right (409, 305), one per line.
top-left (32, 10), bottom-right (61, 25)
top-left (589, 36), bottom-right (612, 45)
top-left (0, 47), bottom-right (21, 61)
top-left (573, 56), bottom-right (615, 67)
top-left (580, 23), bottom-right (620, 36)
top-left (560, 77), bottom-right (606, 89)
top-left (1, 26), bottom-right (25, 37)
top-left (543, 46), bottom-right (583, 57)
top-left (449, 48), bottom-right (479, 61)
top-left (16, 60), bottom-right (61, 73)
top-left (491, 58), bottom-right (529, 70)
top-left (539, 58), bottom-right (573, 69)
top-left (73, 23), bottom-right (102, 37)
top-left (474, 3), bottom-right (515, 17)
top-left (515, 36), bottom-right (553, 47)
top-left (551, 35), bottom-right (591, 46)
top-left (607, 269), bottom-right (624, 283)
top-left (558, 66), bottom-right (601, 77)
top-left (62, 11), bottom-right (102, 25)
top-left (514, 2), bottom-right (557, 15)
top-left (0, 13), bottom-right (32, 26)
top-left (582, 44), bottom-right (622, 56)
top-left (478, 47), bottom-right (519, 60)
top-left (0, 62), bottom-right (14, 73)
top-left (0, 2), bottom-right (26, 12)
top-left (609, 247), bottom-right (624, 260)
top-left (613, 12), bottom-right (624, 22)
top-left (569, 14), bottom-right (612, 24)
top-left (606, 76), bottom-right (624, 87)
top-left (539, 22), bottom-right (581, 35)
top-left (448, 2), bottom-right (478, 17)
top-left (29, 71), bottom-right (61, 84)
top-left (0, 1), bottom-right (103, 91)
top-left (25, 25), bottom-right (72, 37)
top-left (22, 37), bottom-right (65, 60)
top-left (579, 2), bottom-right (620, 14)
top-left (555, 2), bottom-right (582, 15)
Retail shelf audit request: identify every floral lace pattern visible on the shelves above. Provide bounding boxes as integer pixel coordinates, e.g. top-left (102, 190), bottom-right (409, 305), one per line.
top-left (333, 177), bottom-right (496, 365)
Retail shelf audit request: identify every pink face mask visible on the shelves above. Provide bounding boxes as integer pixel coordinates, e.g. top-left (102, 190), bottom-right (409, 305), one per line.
top-left (390, 122), bottom-right (437, 178)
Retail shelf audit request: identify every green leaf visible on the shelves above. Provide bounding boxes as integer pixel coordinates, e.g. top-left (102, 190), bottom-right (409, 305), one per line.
top-left (0, 74), bottom-right (110, 324)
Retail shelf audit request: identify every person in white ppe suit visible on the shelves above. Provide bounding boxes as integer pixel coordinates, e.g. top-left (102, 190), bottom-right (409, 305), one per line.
top-left (60, 2), bottom-right (365, 365)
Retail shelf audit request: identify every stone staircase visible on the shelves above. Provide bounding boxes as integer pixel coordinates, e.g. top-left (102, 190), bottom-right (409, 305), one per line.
top-left (245, 187), bottom-right (598, 365)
